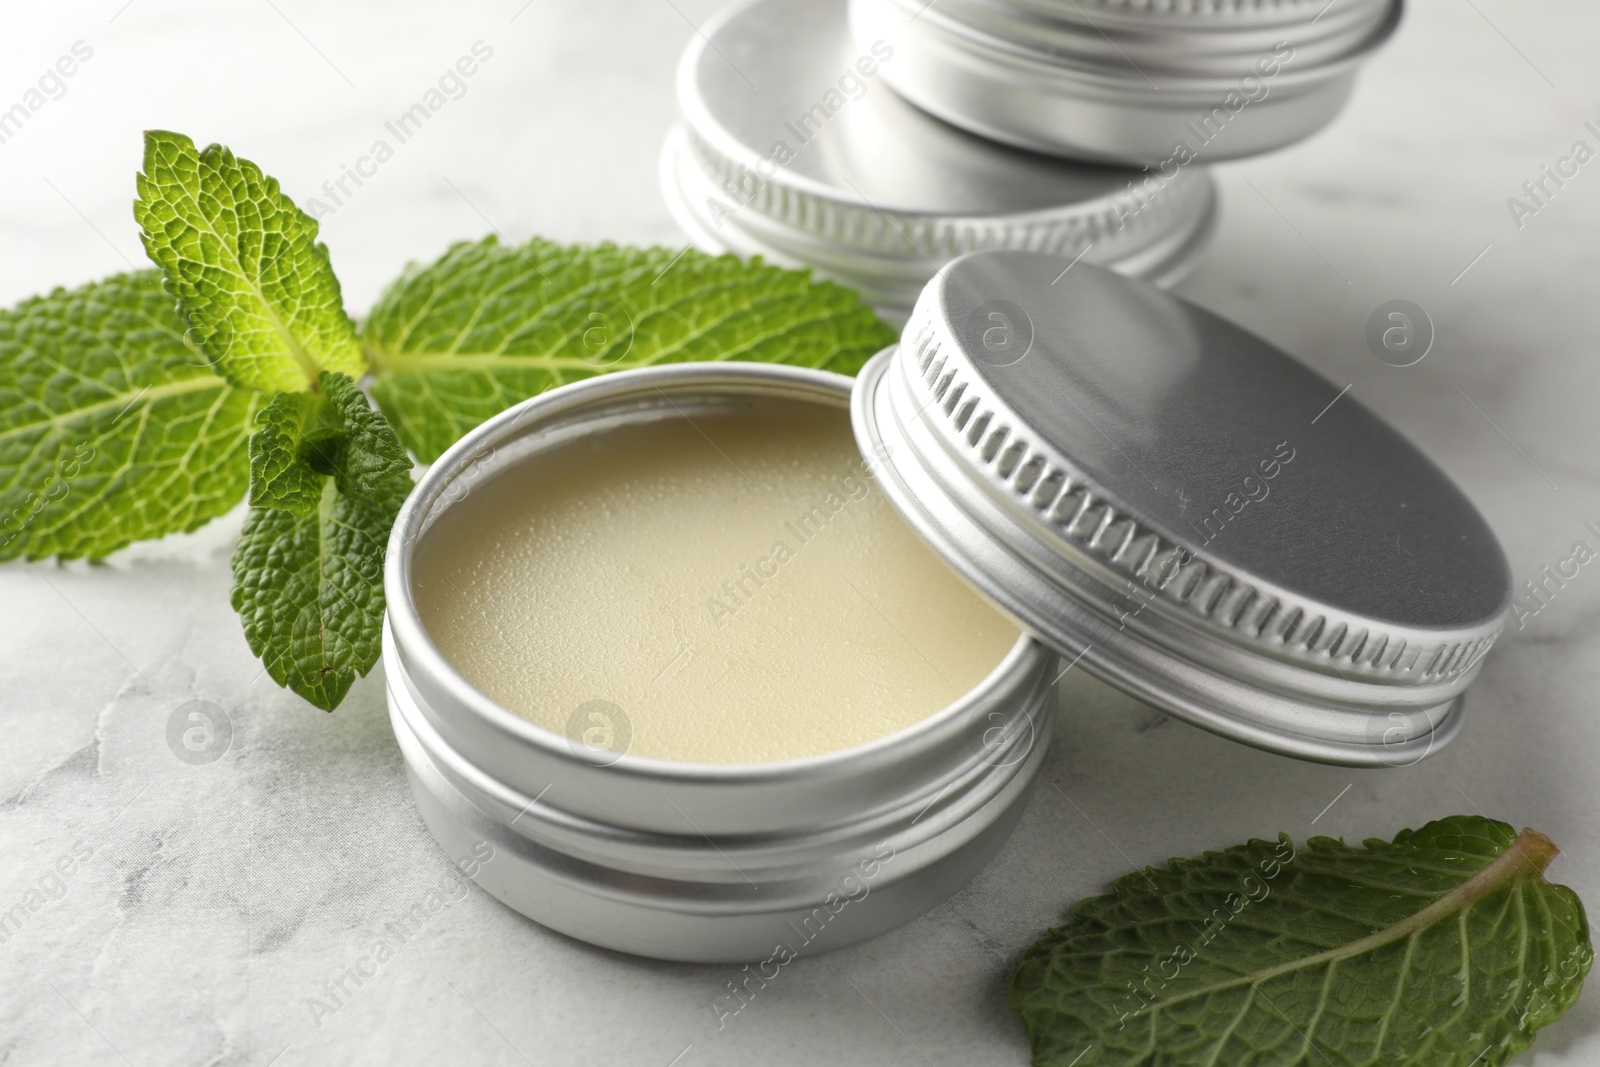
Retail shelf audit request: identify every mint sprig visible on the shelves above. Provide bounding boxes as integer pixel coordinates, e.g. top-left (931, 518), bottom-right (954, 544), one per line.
top-left (0, 131), bottom-right (895, 711)
top-left (1010, 815), bottom-right (1592, 1067)
top-left (236, 369), bottom-right (411, 707)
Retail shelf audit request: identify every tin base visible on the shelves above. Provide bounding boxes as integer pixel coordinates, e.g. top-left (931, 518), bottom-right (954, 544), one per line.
top-left (388, 646), bottom-right (1056, 963)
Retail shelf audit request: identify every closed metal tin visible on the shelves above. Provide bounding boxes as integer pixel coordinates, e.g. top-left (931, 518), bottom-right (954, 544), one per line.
top-left (383, 362), bottom-right (1057, 962)
top-left (853, 251), bottom-right (1511, 766)
top-left (661, 0), bottom-right (1217, 322)
top-left (850, 0), bottom-right (1403, 165)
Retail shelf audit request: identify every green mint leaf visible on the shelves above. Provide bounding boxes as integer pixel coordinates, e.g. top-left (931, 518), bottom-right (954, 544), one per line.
top-left (1010, 815), bottom-right (1591, 1067)
top-left (363, 237), bottom-right (895, 461)
top-left (247, 372), bottom-right (409, 515)
top-left (230, 470), bottom-right (409, 711)
top-left (247, 390), bottom-right (335, 515)
top-left (0, 271), bottom-right (257, 561)
top-left (134, 130), bottom-right (364, 394)
top-left (318, 370), bottom-right (410, 497)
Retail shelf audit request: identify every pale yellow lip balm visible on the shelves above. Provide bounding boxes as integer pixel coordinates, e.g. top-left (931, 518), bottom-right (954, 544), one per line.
top-left (412, 400), bottom-right (1019, 763)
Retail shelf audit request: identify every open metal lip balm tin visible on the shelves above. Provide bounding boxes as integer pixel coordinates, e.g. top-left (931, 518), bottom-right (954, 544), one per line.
top-left (661, 0), bottom-right (1217, 322)
top-left (849, 0), bottom-right (1404, 165)
top-left (384, 362), bottom-right (1058, 963)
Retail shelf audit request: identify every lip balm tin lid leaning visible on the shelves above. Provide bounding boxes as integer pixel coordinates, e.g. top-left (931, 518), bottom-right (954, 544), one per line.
top-left (848, 0), bottom-right (1404, 165)
top-left (853, 250), bottom-right (1512, 767)
top-left (660, 0), bottom-right (1217, 320)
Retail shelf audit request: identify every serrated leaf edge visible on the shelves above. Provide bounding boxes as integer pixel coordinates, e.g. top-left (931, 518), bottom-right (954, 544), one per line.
top-left (135, 130), bottom-right (350, 392)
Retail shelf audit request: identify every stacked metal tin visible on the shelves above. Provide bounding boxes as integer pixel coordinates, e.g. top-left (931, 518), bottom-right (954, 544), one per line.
top-left (661, 0), bottom-right (1399, 319)
top-left (851, 0), bottom-right (1402, 164)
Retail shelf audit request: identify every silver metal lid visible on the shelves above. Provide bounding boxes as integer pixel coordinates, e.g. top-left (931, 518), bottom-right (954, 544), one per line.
top-left (887, 0), bottom-right (1400, 79)
top-left (850, 0), bottom-right (1403, 164)
top-left (853, 251), bottom-right (1511, 766)
top-left (662, 0), bottom-right (1216, 320)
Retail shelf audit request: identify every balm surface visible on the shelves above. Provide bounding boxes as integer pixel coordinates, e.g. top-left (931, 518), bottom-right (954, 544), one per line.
top-left (413, 400), bottom-right (1019, 763)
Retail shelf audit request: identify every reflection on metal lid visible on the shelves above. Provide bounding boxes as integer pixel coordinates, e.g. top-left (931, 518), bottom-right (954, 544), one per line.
top-left (854, 250), bottom-right (1511, 766)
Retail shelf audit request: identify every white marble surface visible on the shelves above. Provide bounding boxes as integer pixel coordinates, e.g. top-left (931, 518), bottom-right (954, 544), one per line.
top-left (2, 1), bottom-right (1599, 1064)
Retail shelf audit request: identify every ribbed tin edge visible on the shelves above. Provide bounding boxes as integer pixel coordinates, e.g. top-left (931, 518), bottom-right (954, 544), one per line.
top-left (894, 303), bottom-right (1502, 689)
top-left (854, 343), bottom-right (1486, 767)
top-left (659, 125), bottom-right (1217, 317)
